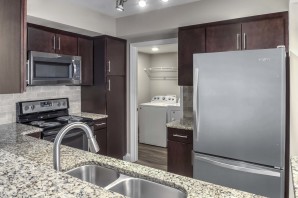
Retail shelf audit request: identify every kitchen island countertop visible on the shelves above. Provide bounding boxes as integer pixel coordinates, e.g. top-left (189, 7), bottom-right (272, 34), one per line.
top-left (71, 112), bottom-right (108, 120)
top-left (0, 122), bottom-right (262, 198)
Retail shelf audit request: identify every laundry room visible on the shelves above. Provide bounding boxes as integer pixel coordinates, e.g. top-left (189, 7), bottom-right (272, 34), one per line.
top-left (136, 43), bottom-right (182, 170)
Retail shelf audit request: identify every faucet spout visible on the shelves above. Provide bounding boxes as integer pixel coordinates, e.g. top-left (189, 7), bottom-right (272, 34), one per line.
top-left (53, 122), bottom-right (100, 171)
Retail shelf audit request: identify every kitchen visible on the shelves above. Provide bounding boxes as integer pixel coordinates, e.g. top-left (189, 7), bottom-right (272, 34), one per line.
top-left (0, 0), bottom-right (297, 197)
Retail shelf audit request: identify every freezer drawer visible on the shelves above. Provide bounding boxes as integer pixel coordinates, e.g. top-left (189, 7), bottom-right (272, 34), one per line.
top-left (193, 154), bottom-right (284, 198)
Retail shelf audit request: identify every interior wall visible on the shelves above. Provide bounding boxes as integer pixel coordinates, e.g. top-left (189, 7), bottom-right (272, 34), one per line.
top-left (27, 0), bottom-right (116, 36)
top-left (149, 53), bottom-right (180, 99)
top-left (289, 0), bottom-right (298, 157)
top-left (137, 53), bottom-right (151, 105)
top-left (137, 52), bottom-right (179, 104)
top-left (116, 0), bottom-right (289, 38)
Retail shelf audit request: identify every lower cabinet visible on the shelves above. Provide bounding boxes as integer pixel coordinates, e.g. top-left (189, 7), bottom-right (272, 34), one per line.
top-left (94, 128), bottom-right (107, 156)
top-left (167, 127), bottom-right (193, 177)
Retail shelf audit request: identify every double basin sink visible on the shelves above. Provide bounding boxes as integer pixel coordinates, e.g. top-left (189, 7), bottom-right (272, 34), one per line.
top-left (65, 165), bottom-right (186, 198)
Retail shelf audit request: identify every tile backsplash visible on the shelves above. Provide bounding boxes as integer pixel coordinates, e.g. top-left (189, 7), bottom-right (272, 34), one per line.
top-left (0, 86), bottom-right (81, 125)
top-left (183, 86), bottom-right (193, 120)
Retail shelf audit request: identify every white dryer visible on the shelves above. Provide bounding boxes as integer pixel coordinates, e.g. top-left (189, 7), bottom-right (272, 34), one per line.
top-left (139, 96), bottom-right (182, 147)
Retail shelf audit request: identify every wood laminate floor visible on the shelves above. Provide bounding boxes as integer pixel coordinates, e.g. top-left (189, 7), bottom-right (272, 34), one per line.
top-left (135, 143), bottom-right (167, 171)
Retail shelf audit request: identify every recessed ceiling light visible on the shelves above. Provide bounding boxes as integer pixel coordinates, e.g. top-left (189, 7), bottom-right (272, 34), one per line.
top-left (161, 0), bottom-right (169, 2)
top-left (139, 0), bottom-right (147, 7)
top-left (152, 47), bottom-right (159, 52)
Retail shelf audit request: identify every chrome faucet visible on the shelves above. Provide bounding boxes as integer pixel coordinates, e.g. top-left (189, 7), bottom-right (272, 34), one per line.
top-left (53, 122), bottom-right (100, 171)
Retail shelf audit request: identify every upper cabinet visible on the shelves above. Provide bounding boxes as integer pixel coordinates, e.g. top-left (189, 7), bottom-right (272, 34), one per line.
top-left (0, 0), bottom-right (26, 94)
top-left (178, 12), bottom-right (288, 86)
top-left (106, 37), bottom-right (126, 76)
top-left (206, 23), bottom-right (242, 52)
top-left (78, 37), bottom-right (94, 86)
top-left (27, 27), bottom-right (55, 53)
top-left (27, 25), bottom-right (78, 56)
top-left (178, 27), bottom-right (206, 86)
top-left (241, 18), bottom-right (286, 50)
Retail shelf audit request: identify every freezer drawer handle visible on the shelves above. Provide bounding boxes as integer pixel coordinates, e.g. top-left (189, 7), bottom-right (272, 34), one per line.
top-left (173, 134), bottom-right (188, 139)
top-left (199, 156), bottom-right (280, 177)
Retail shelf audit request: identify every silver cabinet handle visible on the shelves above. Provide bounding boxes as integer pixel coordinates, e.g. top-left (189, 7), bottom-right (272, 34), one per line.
top-left (95, 123), bottom-right (106, 127)
top-left (108, 79), bottom-right (111, 91)
top-left (173, 134), bottom-right (188, 139)
top-left (108, 61), bottom-right (111, 73)
top-left (236, 34), bottom-right (240, 50)
top-left (243, 33), bottom-right (247, 50)
top-left (53, 35), bottom-right (56, 50)
top-left (58, 37), bottom-right (61, 50)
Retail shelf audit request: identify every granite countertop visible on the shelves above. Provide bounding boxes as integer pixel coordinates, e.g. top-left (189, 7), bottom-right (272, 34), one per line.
top-left (291, 156), bottom-right (298, 198)
top-left (166, 119), bottom-right (193, 131)
top-left (71, 112), bottom-right (108, 120)
top-left (0, 123), bottom-right (261, 198)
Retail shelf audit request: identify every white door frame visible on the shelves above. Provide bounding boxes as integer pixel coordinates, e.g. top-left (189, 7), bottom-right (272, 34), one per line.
top-left (129, 38), bottom-right (178, 162)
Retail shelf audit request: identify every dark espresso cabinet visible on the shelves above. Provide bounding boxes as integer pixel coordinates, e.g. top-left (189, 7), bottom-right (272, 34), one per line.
top-left (178, 27), bottom-right (205, 86)
top-left (94, 119), bottom-right (107, 156)
top-left (206, 23), bottom-right (242, 52)
top-left (0, 0), bottom-right (26, 94)
top-left (167, 127), bottom-right (193, 177)
top-left (178, 12), bottom-right (288, 86)
top-left (78, 37), bottom-right (93, 86)
top-left (27, 25), bottom-right (78, 56)
top-left (28, 27), bottom-right (55, 53)
top-left (82, 36), bottom-right (127, 160)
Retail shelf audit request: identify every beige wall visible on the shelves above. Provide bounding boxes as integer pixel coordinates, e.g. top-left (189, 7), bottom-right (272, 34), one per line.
top-left (27, 0), bottom-right (116, 36)
top-left (137, 52), bottom-right (180, 105)
top-left (290, 0), bottom-right (298, 158)
top-left (117, 0), bottom-right (289, 38)
top-left (137, 53), bottom-right (151, 105)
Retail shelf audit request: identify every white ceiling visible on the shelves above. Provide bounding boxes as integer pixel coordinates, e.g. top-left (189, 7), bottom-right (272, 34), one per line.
top-left (63, 0), bottom-right (201, 18)
top-left (138, 43), bottom-right (178, 54)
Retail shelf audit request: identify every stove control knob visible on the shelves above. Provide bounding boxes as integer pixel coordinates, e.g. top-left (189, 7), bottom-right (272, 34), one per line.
top-left (24, 106), bottom-right (29, 111)
top-left (31, 105), bottom-right (35, 110)
top-left (57, 102), bottom-right (61, 107)
top-left (62, 102), bottom-right (66, 106)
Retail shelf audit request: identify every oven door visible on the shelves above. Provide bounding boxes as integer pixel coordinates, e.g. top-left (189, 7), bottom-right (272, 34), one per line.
top-left (43, 129), bottom-right (88, 151)
top-left (27, 51), bottom-right (81, 86)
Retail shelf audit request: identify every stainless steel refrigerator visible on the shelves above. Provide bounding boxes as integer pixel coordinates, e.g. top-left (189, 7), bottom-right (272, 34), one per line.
top-left (193, 48), bottom-right (286, 198)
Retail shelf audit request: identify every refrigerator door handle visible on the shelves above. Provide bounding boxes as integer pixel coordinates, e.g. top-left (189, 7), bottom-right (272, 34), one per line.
top-left (199, 156), bottom-right (281, 177)
top-left (193, 68), bottom-right (199, 142)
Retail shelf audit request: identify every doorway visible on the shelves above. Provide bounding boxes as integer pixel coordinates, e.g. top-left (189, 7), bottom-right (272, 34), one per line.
top-left (129, 38), bottom-right (182, 171)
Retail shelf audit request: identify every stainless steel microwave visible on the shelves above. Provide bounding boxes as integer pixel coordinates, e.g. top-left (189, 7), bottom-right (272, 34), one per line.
top-left (27, 51), bottom-right (81, 86)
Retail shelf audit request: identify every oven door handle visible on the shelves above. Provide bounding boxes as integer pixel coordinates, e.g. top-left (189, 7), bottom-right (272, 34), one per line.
top-left (50, 131), bottom-right (83, 142)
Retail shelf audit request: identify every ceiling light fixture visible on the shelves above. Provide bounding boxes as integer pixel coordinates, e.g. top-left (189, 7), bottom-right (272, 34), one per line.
top-left (138, 0), bottom-right (147, 8)
top-left (116, 0), bottom-right (127, 12)
top-left (161, 0), bottom-right (169, 2)
top-left (152, 47), bottom-right (159, 52)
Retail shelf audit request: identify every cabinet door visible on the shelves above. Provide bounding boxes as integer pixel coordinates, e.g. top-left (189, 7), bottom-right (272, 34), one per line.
top-left (167, 140), bottom-right (193, 177)
top-left (106, 37), bottom-right (126, 76)
top-left (241, 18), bottom-right (286, 50)
top-left (78, 37), bottom-right (93, 85)
top-left (94, 128), bottom-right (107, 156)
top-left (55, 33), bottom-right (78, 55)
top-left (106, 76), bottom-right (126, 159)
top-left (178, 27), bottom-right (205, 86)
top-left (0, 0), bottom-right (26, 94)
top-left (206, 23), bottom-right (242, 52)
top-left (28, 27), bottom-right (55, 53)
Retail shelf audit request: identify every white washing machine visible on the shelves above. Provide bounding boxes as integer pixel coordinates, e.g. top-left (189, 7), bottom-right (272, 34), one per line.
top-left (139, 96), bottom-right (182, 147)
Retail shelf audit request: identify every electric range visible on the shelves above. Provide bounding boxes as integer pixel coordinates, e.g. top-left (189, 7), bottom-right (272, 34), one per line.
top-left (16, 98), bottom-right (94, 151)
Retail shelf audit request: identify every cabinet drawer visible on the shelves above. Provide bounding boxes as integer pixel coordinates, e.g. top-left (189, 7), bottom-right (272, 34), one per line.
top-left (94, 119), bottom-right (107, 130)
top-left (168, 128), bottom-right (193, 144)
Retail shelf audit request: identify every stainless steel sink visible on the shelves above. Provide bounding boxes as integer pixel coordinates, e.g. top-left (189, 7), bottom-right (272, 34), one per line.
top-left (105, 175), bottom-right (186, 198)
top-left (65, 165), bottom-right (120, 187)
